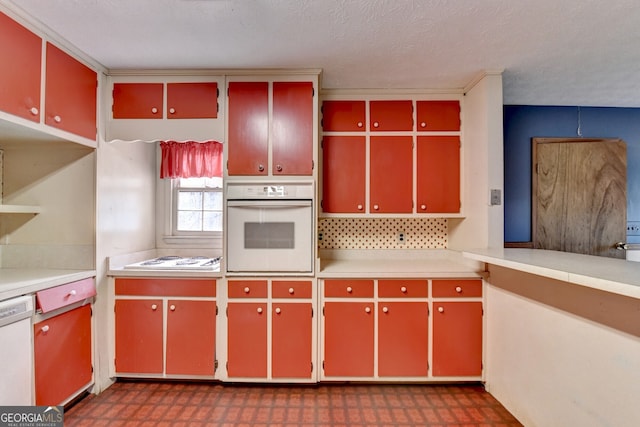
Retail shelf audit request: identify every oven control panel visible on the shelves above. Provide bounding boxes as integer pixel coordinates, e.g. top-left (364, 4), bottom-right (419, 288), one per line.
top-left (226, 182), bottom-right (314, 199)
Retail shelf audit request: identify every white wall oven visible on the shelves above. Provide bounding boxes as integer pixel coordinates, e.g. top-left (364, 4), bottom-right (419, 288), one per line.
top-left (225, 182), bottom-right (314, 274)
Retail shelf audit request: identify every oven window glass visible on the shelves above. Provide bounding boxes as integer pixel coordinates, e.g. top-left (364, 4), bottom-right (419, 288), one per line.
top-left (244, 222), bottom-right (295, 249)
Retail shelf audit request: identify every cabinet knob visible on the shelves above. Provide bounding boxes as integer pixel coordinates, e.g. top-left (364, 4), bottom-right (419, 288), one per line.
top-left (373, 121), bottom-right (380, 128)
top-left (275, 307), bottom-right (281, 314)
top-left (420, 121), bottom-right (427, 128)
top-left (357, 204), bottom-right (363, 211)
top-left (41, 325), bottom-right (50, 333)
top-left (170, 304), bottom-right (176, 311)
top-left (346, 286), bottom-right (353, 293)
top-left (244, 287), bottom-right (250, 294)
top-left (169, 107), bottom-right (176, 114)
top-left (400, 286), bottom-right (407, 293)
top-left (276, 164), bottom-right (283, 172)
top-left (420, 204), bottom-right (427, 210)
top-left (357, 121), bottom-right (363, 128)
top-left (382, 306), bottom-right (389, 313)
top-left (151, 304), bottom-right (158, 311)
top-left (288, 287), bottom-right (295, 295)
top-left (151, 107), bottom-right (158, 114)
top-left (257, 307), bottom-right (263, 314)
top-left (373, 204), bottom-right (380, 211)
top-left (258, 164), bottom-right (265, 172)
top-left (53, 115), bottom-right (62, 123)
top-left (30, 107), bottom-right (39, 116)
top-left (365, 306), bottom-right (371, 313)
top-left (455, 286), bottom-right (462, 293)
top-left (68, 289), bottom-right (77, 296)
top-left (438, 306), bottom-right (444, 313)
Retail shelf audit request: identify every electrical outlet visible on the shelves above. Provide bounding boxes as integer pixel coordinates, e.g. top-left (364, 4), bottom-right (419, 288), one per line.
top-left (318, 232), bottom-right (323, 241)
top-left (490, 189), bottom-right (502, 206)
top-left (397, 232), bottom-right (405, 244)
top-left (627, 222), bottom-right (640, 236)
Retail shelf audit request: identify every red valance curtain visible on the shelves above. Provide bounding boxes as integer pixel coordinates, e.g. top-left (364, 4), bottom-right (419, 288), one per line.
top-left (160, 140), bottom-right (223, 178)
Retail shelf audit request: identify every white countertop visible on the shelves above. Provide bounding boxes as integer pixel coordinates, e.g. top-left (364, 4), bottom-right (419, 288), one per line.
top-left (317, 249), bottom-right (484, 278)
top-left (0, 268), bottom-right (96, 301)
top-left (107, 250), bottom-right (223, 278)
top-left (463, 248), bottom-right (640, 299)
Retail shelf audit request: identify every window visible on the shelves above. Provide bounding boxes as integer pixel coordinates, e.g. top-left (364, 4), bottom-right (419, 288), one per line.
top-left (173, 177), bottom-right (223, 234)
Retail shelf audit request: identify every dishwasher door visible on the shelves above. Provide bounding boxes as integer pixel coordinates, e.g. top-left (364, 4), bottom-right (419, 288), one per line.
top-left (0, 295), bottom-right (34, 405)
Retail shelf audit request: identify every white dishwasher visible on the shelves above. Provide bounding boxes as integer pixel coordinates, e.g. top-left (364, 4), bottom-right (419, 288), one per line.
top-left (0, 295), bottom-right (34, 405)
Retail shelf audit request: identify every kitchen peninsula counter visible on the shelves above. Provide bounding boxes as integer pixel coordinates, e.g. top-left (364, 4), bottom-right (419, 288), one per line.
top-left (317, 249), bottom-right (484, 278)
top-left (0, 268), bottom-right (96, 301)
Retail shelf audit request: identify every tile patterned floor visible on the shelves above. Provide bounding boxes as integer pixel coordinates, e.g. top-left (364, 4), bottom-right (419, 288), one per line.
top-left (65, 381), bottom-right (523, 427)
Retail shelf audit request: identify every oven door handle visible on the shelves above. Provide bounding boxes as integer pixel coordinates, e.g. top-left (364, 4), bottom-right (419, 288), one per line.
top-left (227, 200), bottom-right (312, 208)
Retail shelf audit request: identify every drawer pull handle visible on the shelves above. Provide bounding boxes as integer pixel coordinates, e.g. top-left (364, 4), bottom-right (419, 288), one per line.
top-left (455, 286), bottom-right (462, 293)
top-left (288, 287), bottom-right (295, 295)
top-left (151, 107), bottom-right (158, 114)
top-left (346, 286), bottom-right (353, 293)
top-left (400, 286), bottom-right (407, 293)
top-left (170, 305), bottom-right (176, 311)
top-left (275, 307), bottom-right (281, 314)
top-left (151, 304), bottom-right (158, 311)
top-left (382, 306), bottom-right (389, 313)
top-left (30, 107), bottom-right (39, 116)
top-left (373, 204), bottom-right (380, 211)
top-left (420, 204), bottom-right (427, 210)
top-left (257, 307), bottom-right (263, 314)
top-left (41, 325), bottom-right (50, 333)
top-left (357, 121), bottom-right (363, 128)
top-left (420, 122), bottom-right (427, 128)
top-left (53, 115), bottom-right (62, 123)
top-left (169, 107), bottom-right (176, 114)
top-left (438, 306), bottom-right (444, 313)
top-left (357, 204), bottom-right (363, 211)
top-left (373, 121), bottom-right (380, 128)
top-left (244, 287), bottom-right (250, 294)
top-left (365, 306), bottom-right (371, 313)
top-left (69, 289), bottom-right (77, 296)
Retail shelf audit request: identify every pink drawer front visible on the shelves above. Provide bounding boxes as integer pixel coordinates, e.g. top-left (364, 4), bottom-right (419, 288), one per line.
top-left (36, 277), bottom-right (96, 313)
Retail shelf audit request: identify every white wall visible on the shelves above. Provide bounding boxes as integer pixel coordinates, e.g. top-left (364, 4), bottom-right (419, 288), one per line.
top-left (485, 265), bottom-right (640, 427)
top-left (449, 72), bottom-right (504, 250)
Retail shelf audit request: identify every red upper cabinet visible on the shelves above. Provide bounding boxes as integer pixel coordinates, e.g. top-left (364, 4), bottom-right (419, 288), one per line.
top-left (370, 100), bottom-right (413, 131)
top-left (416, 100), bottom-right (461, 131)
top-left (112, 83), bottom-right (163, 119)
top-left (417, 136), bottom-right (460, 213)
top-left (322, 136), bottom-right (366, 213)
top-left (370, 136), bottom-right (413, 213)
top-left (45, 43), bottom-right (97, 140)
top-left (0, 12), bottom-right (42, 122)
top-left (167, 82), bottom-right (218, 119)
top-left (321, 100), bottom-right (366, 131)
top-left (272, 81), bottom-right (314, 175)
top-left (227, 81), bottom-right (269, 175)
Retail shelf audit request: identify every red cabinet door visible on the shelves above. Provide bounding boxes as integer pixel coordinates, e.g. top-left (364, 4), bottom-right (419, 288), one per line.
top-left (322, 136), bottom-right (366, 213)
top-left (378, 302), bottom-right (428, 377)
top-left (272, 81), bottom-right (314, 175)
top-left (167, 82), bottom-right (218, 119)
top-left (112, 83), bottom-right (163, 119)
top-left (166, 300), bottom-right (216, 376)
top-left (417, 136), bottom-right (460, 213)
top-left (416, 100), bottom-right (461, 131)
top-left (370, 136), bottom-right (413, 213)
top-left (115, 299), bottom-right (163, 374)
top-left (272, 302), bottom-right (313, 378)
top-left (0, 12), bottom-right (41, 122)
top-left (227, 81), bottom-right (269, 175)
top-left (321, 100), bottom-right (366, 131)
top-left (323, 302), bottom-right (374, 377)
top-left (44, 43), bottom-right (97, 140)
top-left (34, 305), bottom-right (92, 405)
top-left (432, 302), bottom-right (483, 377)
top-left (370, 100), bottom-right (413, 131)
top-left (227, 302), bottom-right (268, 377)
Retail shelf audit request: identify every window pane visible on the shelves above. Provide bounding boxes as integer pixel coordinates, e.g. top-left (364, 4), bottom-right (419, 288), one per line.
top-left (203, 212), bottom-right (223, 232)
top-left (177, 211), bottom-right (202, 231)
top-left (178, 191), bottom-right (202, 210)
top-left (204, 191), bottom-right (223, 210)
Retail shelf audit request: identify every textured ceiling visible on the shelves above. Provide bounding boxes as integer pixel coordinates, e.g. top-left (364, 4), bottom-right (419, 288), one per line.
top-left (5, 0), bottom-right (640, 107)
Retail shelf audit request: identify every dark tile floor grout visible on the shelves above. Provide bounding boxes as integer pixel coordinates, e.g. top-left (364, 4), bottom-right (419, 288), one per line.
top-left (64, 381), bottom-right (523, 426)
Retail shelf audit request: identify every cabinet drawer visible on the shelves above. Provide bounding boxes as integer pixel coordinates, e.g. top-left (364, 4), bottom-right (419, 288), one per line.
top-left (378, 279), bottom-right (427, 298)
top-left (36, 277), bottom-right (96, 313)
top-left (324, 279), bottom-right (374, 298)
top-left (432, 279), bottom-right (482, 298)
top-left (228, 280), bottom-right (268, 298)
top-left (272, 280), bottom-right (312, 299)
top-left (115, 278), bottom-right (216, 297)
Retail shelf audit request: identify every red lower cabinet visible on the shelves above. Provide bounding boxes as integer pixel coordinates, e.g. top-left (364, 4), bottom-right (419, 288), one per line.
top-left (227, 302), bottom-right (268, 377)
top-left (272, 303), bottom-right (313, 378)
top-left (34, 305), bottom-right (92, 405)
top-left (166, 300), bottom-right (216, 375)
top-left (432, 301), bottom-right (483, 376)
top-left (114, 299), bottom-right (164, 374)
top-left (378, 302), bottom-right (429, 377)
top-left (323, 302), bottom-right (375, 377)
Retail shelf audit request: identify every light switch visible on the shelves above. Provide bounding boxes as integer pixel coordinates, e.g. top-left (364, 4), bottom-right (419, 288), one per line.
top-left (490, 189), bottom-right (501, 206)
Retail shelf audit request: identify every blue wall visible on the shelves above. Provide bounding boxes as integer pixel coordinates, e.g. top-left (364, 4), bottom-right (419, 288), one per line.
top-left (504, 105), bottom-right (640, 243)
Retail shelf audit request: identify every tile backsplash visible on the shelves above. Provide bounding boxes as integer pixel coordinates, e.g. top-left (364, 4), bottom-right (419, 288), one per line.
top-left (318, 218), bottom-right (447, 249)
